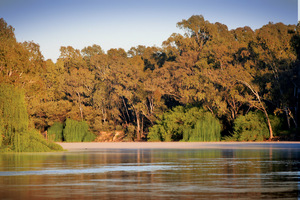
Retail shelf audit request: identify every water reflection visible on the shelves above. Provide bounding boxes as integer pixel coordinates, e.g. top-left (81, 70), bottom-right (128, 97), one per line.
top-left (0, 146), bottom-right (299, 199)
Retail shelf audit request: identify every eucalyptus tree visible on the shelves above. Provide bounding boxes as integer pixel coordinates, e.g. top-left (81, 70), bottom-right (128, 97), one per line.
top-left (254, 23), bottom-right (298, 129)
top-left (59, 46), bottom-right (95, 121)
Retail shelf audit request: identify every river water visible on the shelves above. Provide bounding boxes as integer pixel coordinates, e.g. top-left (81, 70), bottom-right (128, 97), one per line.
top-left (0, 143), bottom-right (299, 199)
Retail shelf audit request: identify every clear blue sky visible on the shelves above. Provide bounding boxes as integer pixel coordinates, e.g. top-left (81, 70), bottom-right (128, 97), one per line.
top-left (0, 0), bottom-right (298, 61)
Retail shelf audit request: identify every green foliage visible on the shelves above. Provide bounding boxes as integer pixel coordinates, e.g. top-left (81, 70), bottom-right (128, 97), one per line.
top-left (0, 119), bottom-right (3, 148)
top-left (63, 119), bottom-right (95, 142)
top-left (148, 106), bottom-right (185, 141)
top-left (147, 125), bottom-right (162, 142)
top-left (0, 84), bottom-right (28, 145)
top-left (229, 112), bottom-right (269, 141)
top-left (269, 115), bottom-right (282, 135)
top-left (0, 84), bottom-right (63, 152)
top-left (148, 106), bottom-right (221, 142)
top-left (14, 130), bottom-right (63, 152)
top-left (0, 17), bottom-right (299, 142)
top-left (83, 131), bottom-right (96, 142)
top-left (0, 134), bottom-right (2, 148)
top-left (47, 122), bottom-right (64, 142)
top-left (123, 124), bottom-right (136, 141)
top-left (183, 112), bottom-right (221, 142)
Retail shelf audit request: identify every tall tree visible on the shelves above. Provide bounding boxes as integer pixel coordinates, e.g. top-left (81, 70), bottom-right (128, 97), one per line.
top-left (255, 23), bottom-right (298, 128)
top-left (59, 46), bottom-right (95, 121)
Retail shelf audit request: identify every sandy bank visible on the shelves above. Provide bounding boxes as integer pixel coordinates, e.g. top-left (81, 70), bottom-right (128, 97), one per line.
top-left (57, 142), bottom-right (300, 151)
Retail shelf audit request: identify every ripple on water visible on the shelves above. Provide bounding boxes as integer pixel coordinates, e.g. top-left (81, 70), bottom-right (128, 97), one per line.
top-left (0, 164), bottom-right (175, 176)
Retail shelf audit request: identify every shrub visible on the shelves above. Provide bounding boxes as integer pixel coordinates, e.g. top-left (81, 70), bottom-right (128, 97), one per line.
top-left (14, 130), bottom-right (64, 152)
top-left (123, 124), bottom-right (136, 141)
top-left (47, 122), bottom-right (64, 142)
top-left (183, 112), bottom-right (221, 142)
top-left (147, 125), bottom-right (163, 142)
top-left (148, 106), bottom-right (221, 142)
top-left (148, 106), bottom-right (185, 141)
top-left (63, 119), bottom-right (95, 142)
top-left (269, 115), bottom-right (282, 136)
top-left (83, 131), bottom-right (96, 142)
top-left (230, 111), bottom-right (269, 141)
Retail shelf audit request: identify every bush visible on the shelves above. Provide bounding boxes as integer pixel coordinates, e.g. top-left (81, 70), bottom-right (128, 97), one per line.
top-left (183, 112), bottom-right (221, 142)
top-left (230, 111), bottom-right (269, 141)
top-left (63, 119), bottom-right (95, 142)
top-left (148, 106), bottom-right (221, 142)
top-left (47, 122), bottom-right (64, 142)
top-left (147, 125), bottom-right (163, 142)
top-left (14, 130), bottom-right (64, 152)
top-left (148, 106), bottom-right (185, 141)
top-left (83, 131), bottom-right (96, 142)
top-left (123, 124), bottom-right (136, 141)
top-left (269, 115), bottom-right (282, 136)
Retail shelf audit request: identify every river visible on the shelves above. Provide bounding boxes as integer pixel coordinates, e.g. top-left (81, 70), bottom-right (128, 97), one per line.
top-left (0, 143), bottom-right (299, 199)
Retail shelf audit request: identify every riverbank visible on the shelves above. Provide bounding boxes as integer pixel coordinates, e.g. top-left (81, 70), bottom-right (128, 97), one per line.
top-left (57, 142), bottom-right (300, 151)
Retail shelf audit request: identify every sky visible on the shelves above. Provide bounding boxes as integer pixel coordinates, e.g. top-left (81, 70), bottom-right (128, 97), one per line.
top-left (0, 0), bottom-right (298, 61)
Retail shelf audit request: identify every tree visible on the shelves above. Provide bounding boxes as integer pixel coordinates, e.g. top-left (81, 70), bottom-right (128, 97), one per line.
top-left (63, 118), bottom-right (95, 142)
top-left (148, 106), bottom-right (221, 142)
top-left (1, 16), bottom-right (298, 142)
top-left (0, 84), bottom-right (63, 152)
top-left (59, 46), bottom-right (95, 121)
top-left (230, 112), bottom-right (270, 141)
top-left (63, 67), bottom-right (94, 120)
top-left (255, 23), bottom-right (298, 129)
top-left (0, 84), bottom-right (28, 145)
top-left (81, 44), bottom-right (104, 59)
top-left (108, 52), bottom-right (146, 140)
top-left (237, 79), bottom-right (274, 140)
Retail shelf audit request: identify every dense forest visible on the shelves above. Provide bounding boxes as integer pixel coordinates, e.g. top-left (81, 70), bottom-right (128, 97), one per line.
top-left (0, 15), bottom-right (299, 150)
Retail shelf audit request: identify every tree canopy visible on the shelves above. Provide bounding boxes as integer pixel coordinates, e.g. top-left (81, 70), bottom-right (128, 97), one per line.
top-left (0, 15), bottom-right (299, 145)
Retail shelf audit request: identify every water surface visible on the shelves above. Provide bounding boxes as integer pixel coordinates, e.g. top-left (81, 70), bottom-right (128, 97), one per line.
top-left (0, 143), bottom-right (299, 199)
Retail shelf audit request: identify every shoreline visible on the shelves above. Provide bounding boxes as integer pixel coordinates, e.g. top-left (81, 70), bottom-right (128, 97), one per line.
top-left (57, 141), bottom-right (300, 151)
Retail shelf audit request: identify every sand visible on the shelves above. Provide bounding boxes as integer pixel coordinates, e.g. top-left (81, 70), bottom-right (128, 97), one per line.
top-left (57, 142), bottom-right (300, 151)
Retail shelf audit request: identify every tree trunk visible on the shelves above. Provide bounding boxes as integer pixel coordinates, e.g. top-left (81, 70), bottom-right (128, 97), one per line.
top-left (238, 80), bottom-right (273, 140)
top-left (102, 108), bottom-right (107, 123)
top-left (262, 106), bottom-right (273, 140)
top-left (141, 115), bottom-right (144, 139)
top-left (287, 107), bottom-right (298, 128)
top-left (285, 107), bottom-right (291, 129)
top-left (77, 92), bottom-right (83, 120)
top-left (136, 111), bottom-right (141, 141)
top-left (122, 97), bottom-right (131, 123)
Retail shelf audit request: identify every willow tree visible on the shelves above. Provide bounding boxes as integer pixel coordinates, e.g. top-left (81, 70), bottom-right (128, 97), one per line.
top-left (0, 84), bottom-right (63, 152)
top-left (63, 118), bottom-right (95, 142)
top-left (148, 106), bottom-right (221, 142)
top-left (0, 18), bottom-right (48, 131)
top-left (0, 84), bottom-right (28, 146)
